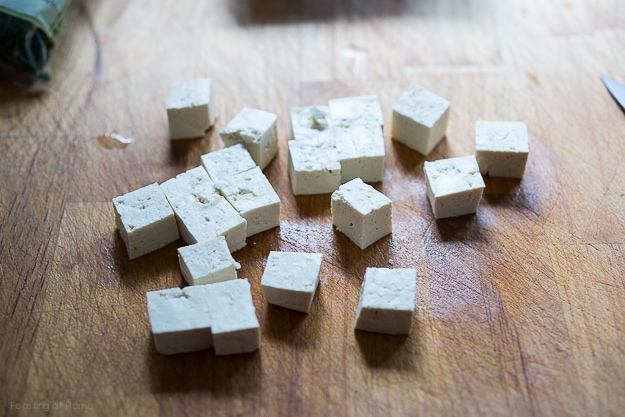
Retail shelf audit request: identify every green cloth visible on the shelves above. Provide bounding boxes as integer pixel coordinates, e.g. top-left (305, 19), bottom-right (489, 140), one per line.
top-left (0, 0), bottom-right (68, 89)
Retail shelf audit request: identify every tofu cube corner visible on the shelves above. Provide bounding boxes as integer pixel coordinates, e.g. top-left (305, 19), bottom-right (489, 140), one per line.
top-left (331, 178), bottom-right (392, 249)
top-left (423, 155), bottom-right (485, 219)
top-left (354, 267), bottom-right (417, 335)
top-left (112, 182), bottom-right (180, 260)
top-left (167, 78), bottom-right (216, 140)
top-left (475, 120), bottom-right (529, 178)
top-left (219, 107), bottom-right (278, 170)
top-left (392, 84), bottom-right (450, 156)
top-left (177, 236), bottom-right (241, 286)
top-left (261, 251), bottom-right (323, 313)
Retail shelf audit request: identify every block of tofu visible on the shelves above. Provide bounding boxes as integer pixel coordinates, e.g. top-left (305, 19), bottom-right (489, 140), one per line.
top-left (146, 285), bottom-right (213, 355)
top-left (475, 121), bottom-right (529, 178)
top-left (288, 139), bottom-right (342, 195)
top-left (354, 267), bottom-right (416, 335)
top-left (160, 167), bottom-right (247, 252)
top-left (166, 78), bottom-right (216, 140)
top-left (331, 178), bottom-right (392, 249)
top-left (112, 183), bottom-right (180, 260)
top-left (392, 84), bottom-right (450, 155)
top-left (423, 155), bottom-right (485, 219)
top-left (219, 107), bottom-right (278, 170)
top-left (261, 251), bottom-right (323, 313)
top-left (335, 125), bottom-right (385, 183)
top-left (328, 95), bottom-right (384, 128)
top-left (206, 278), bottom-right (261, 355)
top-left (177, 236), bottom-right (241, 286)
top-left (289, 105), bottom-right (333, 141)
top-left (201, 144), bottom-right (257, 182)
top-left (215, 166), bottom-right (281, 237)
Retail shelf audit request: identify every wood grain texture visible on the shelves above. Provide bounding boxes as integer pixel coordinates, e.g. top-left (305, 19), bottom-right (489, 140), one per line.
top-left (1, 0), bottom-right (625, 415)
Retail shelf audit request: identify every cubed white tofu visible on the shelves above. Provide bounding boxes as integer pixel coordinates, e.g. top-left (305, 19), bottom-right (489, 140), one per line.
top-left (331, 178), bottom-right (392, 249)
top-left (423, 155), bottom-right (485, 219)
top-left (201, 144), bottom-right (257, 182)
top-left (166, 78), bottom-right (216, 139)
top-left (112, 183), bottom-right (180, 260)
top-left (146, 285), bottom-right (213, 355)
top-left (177, 236), bottom-right (241, 286)
top-left (261, 251), bottom-right (323, 313)
top-left (219, 107), bottom-right (278, 169)
top-left (335, 125), bottom-right (385, 184)
top-left (206, 278), bottom-right (261, 355)
top-left (288, 139), bottom-right (342, 195)
top-left (160, 167), bottom-right (247, 252)
top-left (215, 166), bottom-right (281, 237)
top-left (475, 121), bottom-right (529, 178)
top-left (392, 84), bottom-right (450, 155)
top-left (354, 267), bottom-right (416, 335)
top-left (328, 95), bottom-right (384, 128)
top-left (289, 105), bottom-right (333, 141)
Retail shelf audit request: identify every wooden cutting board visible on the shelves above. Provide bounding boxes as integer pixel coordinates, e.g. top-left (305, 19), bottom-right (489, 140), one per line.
top-left (2, 1), bottom-right (624, 415)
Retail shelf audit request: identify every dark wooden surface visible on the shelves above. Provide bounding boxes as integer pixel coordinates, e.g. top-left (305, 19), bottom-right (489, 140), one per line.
top-left (1, 0), bottom-right (625, 415)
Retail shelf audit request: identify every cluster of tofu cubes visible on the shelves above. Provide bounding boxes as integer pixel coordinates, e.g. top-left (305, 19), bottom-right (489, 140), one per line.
top-left (390, 83), bottom-right (529, 219)
top-left (112, 144), bottom-right (280, 260)
top-left (118, 78), bottom-right (532, 356)
top-left (115, 92), bottom-right (286, 355)
top-left (288, 95), bottom-right (385, 195)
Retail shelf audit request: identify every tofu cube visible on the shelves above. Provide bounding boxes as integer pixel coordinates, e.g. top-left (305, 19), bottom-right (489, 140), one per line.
top-left (288, 139), bottom-right (341, 195)
top-left (112, 183), bottom-right (180, 260)
top-left (354, 267), bottom-right (417, 335)
top-left (423, 155), bottom-right (485, 219)
top-left (261, 251), bottom-right (323, 313)
top-left (331, 178), bottom-right (392, 249)
top-left (215, 166), bottom-right (281, 237)
top-left (392, 84), bottom-right (450, 155)
top-left (328, 95), bottom-right (384, 128)
top-left (475, 121), bottom-right (529, 178)
top-left (335, 125), bottom-right (385, 184)
top-left (289, 105), bottom-right (333, 141)
top-left (201, 144), bottom-right (257, 182)
top-left (160, 167), bottom-right (247, 252)
top-left (146, 285), bottom-right (213, 355)
top-left (206, 278), bottom-right (261, 355)
top-left (166, 78), bottom-right (216, 139)
top-left (219, 107), bottom-right (278, 169)
top-left (177, 236), bottom-right (241, 286)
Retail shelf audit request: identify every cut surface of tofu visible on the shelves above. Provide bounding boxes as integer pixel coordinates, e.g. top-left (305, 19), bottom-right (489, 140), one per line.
top-left (423, 155), bottom-right (485, 219)
top-left (219, 107), bottom-right (278, 169)
top-left (289, 105), bottom-right (333, 141)
top-left (331, 178), bottom-right (392, 249)
top-left (146, 285), bottom-right (213, 355)
top-left (167, 78), bottom-right (216, 139)
top-left (335, 125), bottom-right (385, 184)
top-left (112, 183), bottom-right (180, 260)
top-left (201, 143), bottom-right (257, 182)
top-left (354, 267), bottom-right (416, 335)
top-left (288, 139), bottom-right (342, 195)
top-left (261, 251), bottom-right (323, 313)
top-left (475, 120), bottom-right (529, 178)
top-left (329, 95), bottom-right (384, 128)
top-left (215, 166), bottom-right (281, 237)
top-left (206, 278), bottom-right (261, 355)
top-left (160, 166), bottom-right (247, 252)
top-left (392, 84), bottom-right (450, 155)
top-left (178, 236), bottom-right (241, 286)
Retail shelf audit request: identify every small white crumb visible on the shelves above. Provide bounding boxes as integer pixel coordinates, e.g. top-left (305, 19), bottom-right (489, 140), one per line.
top-left (388, 259), bottom-right (394, 265)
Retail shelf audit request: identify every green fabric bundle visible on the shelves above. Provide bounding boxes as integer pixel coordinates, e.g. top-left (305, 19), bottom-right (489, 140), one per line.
top-left (0, 0), bottom-right (68, 91)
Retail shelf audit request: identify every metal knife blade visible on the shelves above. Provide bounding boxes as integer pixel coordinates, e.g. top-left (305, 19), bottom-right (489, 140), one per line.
top-left (601, 74), bottom-right (625, 111)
